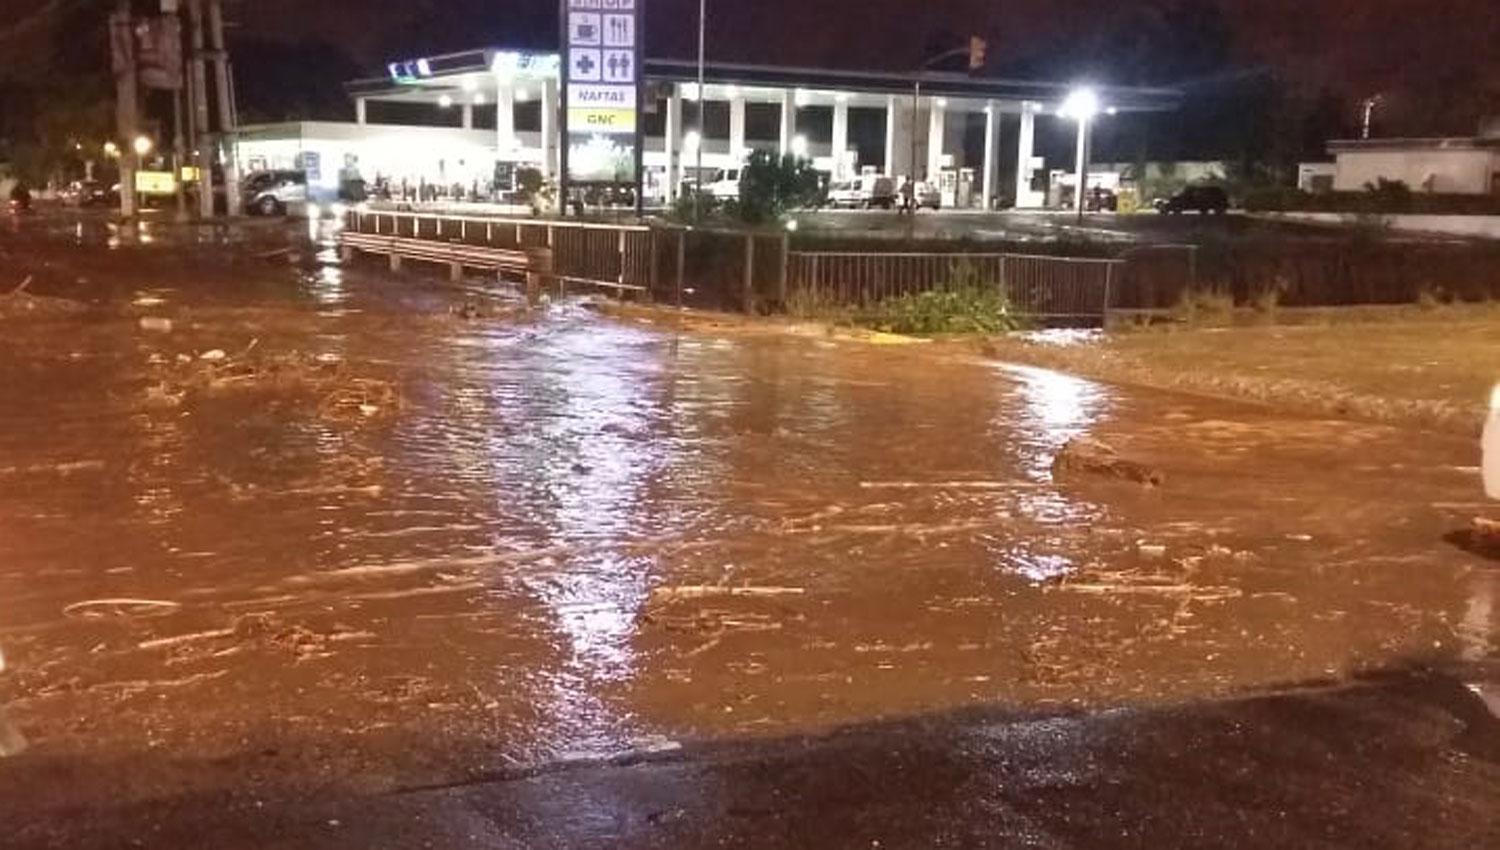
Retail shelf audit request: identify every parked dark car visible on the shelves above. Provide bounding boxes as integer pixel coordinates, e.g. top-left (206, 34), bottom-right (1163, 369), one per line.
top-left (1155, 184), bottom-right (1230, 215)
top-left (63, 180), bottom-right (120, 208)
top-left (1085, 187), bottom-right (1118, 212)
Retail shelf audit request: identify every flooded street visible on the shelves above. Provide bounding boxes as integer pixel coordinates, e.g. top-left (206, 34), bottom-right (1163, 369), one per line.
top-left (0, 215), bottom-right (1496, 830)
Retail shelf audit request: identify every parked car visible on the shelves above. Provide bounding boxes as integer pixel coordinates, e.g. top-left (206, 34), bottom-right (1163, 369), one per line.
top-left (704, 167), bottom-right (742, 201)
top-left (62, 180), bottom-right (120, 208)
top-left (1084, 187), bottom-right (1119, 212)
top-left (1155, 184), bottom-right (1229, 215)
top-left (913, 181), bottom-right (942, 210)
top-left (826, 180), bottom-right (864, 209)
top-left (827, 176), bottom-right (898, 210)
top-left (677, 167), bottom-right (741, 202)
top-left (243, 169), bottom-right (307, 216)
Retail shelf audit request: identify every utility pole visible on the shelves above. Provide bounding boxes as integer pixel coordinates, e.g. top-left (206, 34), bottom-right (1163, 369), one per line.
top-left (172, 77), bottom-right (188, 221)
top-left (110, 0), bottom-right (139, 219)
top-left (206, 0), bottom-right (241, 216)
top-left (188, 0), bottom-right (213, 218)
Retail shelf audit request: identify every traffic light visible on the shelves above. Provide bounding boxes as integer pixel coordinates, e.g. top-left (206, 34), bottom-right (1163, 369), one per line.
top-left (968, 36), bottom-right (988, 71)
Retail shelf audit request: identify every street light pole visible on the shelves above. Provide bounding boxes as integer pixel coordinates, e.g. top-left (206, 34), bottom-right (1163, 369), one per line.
top-left (1059, 87), bottom-right (1100, 224)
top-left (693, 0), bottom-right (706, 223)
top-left (1361, 95), bottom-right (1382, 140)
top-left (1074, 116), bottom-right (1090, 222)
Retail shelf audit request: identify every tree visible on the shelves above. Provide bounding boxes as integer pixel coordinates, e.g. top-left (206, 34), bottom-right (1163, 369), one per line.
top-left (733, 150), bottom-right (823, 225)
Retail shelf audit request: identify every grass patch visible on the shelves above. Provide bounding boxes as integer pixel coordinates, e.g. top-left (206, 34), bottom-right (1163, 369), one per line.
top-left (1172, 289), bottom-right (1236, 324)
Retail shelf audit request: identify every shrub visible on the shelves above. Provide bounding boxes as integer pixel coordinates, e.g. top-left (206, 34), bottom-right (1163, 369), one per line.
top-left (852, 261), bottom-right (1025, 334)
top-left (1361, 178), bottom-right (1413, 213)
top-left (1242, 180), bottom-right (1500, 216)
top-left (854, 287), bottom-right (1024, 335)
top-left (665, 188), bottom-right (719, 224)
top-left (735, 150), bottom-right (824, 225)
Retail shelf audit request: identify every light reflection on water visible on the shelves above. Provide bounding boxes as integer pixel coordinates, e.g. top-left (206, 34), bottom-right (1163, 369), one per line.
top-left (997, 363), bottom-right (1109, 479)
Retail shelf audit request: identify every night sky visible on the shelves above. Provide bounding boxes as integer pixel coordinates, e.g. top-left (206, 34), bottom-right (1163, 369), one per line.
top-left (4, 0), bottom-right (1499, 162)
top-left (235, 0), bottom-right (1500, 91)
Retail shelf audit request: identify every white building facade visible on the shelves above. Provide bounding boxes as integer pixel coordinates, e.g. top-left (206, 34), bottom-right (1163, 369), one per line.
top-left (1327, 138), bottom-right (1500, 195)
top-left (240, 48), bottom-right (1180, 210)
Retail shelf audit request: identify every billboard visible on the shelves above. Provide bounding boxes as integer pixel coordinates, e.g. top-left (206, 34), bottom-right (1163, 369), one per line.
top-left (562, 0), bottom-right (643, 186)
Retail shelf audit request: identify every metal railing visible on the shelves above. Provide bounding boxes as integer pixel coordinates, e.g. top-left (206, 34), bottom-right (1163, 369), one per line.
top-left (343, 211), bottom-right (1142, 323)
top-left (347, 210), bottom-right (656, 293)
top-left (787, 251), bottom-right (1124, 321)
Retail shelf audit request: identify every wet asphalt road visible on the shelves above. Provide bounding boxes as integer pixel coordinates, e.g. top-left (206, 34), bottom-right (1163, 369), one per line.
top-left (10, 667), bottom-right (1499, 849)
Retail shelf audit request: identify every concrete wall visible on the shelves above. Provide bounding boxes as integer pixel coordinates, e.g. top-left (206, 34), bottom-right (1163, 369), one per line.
top-left (1333, 149), bottom-right (1499, 194)
top-left (1260, 211), bottom-right (1500, 240)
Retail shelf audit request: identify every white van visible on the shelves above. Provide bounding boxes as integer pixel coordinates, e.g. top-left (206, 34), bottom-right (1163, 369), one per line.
top-left (704, 167), bottom-right (742, 200)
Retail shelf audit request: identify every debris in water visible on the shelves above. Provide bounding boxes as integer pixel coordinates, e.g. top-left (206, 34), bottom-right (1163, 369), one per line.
top-left (1051, 436), bottom-right (1163, 486)
top-left (321, 378), bottom-right (400, 422)
top-left (63, 598), bottom-right (182, 620)
top-left (199, 349), bottom-right (227, 362)
top-left (139, 316), bottom-right (174, 333)
top-left (1449, 517), bottom-right (1500, 560)
top-left (0, 276), bottom-right (87, 319)
top-left (0, 459), bottom-right (106, 476)
top-left (0, 709), bottom-right (26, 758)
top-left (628, 735), bottom-right (683, 755)
top-left (0, 649), bottom-right (24, 757)
top-left (859, 480), bottom-right (1041, 491)
top-left (1137, 543), bottom-right (1168, 560)
top-left (144, 382), bottom-right (185, 409)
top-left (651, 586), bottom-right (805, 602)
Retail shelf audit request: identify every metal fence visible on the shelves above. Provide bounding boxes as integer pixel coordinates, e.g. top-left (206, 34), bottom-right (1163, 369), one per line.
top-left (786, 251), bottom-right (1123, 322)
top-left (344, 212), bottom-right (1140, 323)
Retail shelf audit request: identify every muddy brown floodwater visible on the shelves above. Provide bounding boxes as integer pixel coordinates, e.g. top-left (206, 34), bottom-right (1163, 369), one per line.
top-left (0, 215), bottom-right (1495, 816)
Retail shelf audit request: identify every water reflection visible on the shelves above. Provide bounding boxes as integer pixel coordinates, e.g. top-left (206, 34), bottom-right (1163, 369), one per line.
top-left (1000, 364), bottom-right (1108, 480)
top-left (1459, 571), bottom-right (1497, 662)
top-left (309, 264), bottom-right (346, 306)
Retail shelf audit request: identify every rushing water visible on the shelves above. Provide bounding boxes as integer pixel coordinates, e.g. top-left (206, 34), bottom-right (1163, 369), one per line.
top-left (0, 217), bottom-right (1493, 803)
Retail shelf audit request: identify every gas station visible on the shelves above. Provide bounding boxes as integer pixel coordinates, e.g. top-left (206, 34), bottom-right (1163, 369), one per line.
top-left (233, 45), bottom-right (1179, 212)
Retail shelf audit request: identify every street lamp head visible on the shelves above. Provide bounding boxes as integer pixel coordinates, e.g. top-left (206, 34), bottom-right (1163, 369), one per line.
top-left (132, 135), bottom-right (153, 156)
top-left (791, 134), bottom-right (809, 157)
top-left (683, 131), bottom-right (701, 152)
top-left (1059, 87), bottom-right (1101, 121)
top-left (437, 94), bottom-right (454, 109)
top-left (103, 141), bottom-right (120, 158)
